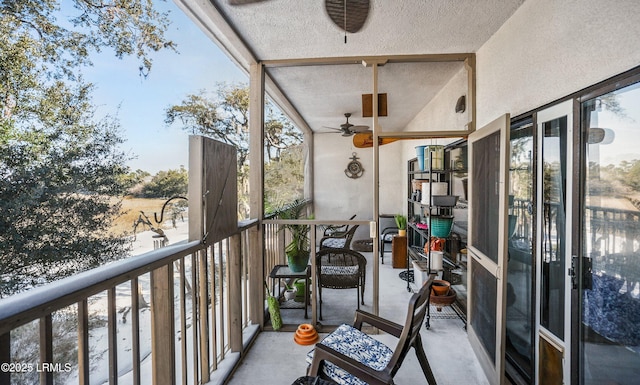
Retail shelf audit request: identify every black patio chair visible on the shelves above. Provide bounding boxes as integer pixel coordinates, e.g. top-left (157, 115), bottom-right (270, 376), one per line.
top-left (315, 248), bottom-right (367, 320)
top-left (319, 224), bottom-right (360, 250)
top-left (306, 273), bottom-right (437, 385)
top-left (322, 214), bottom-right (357, 236)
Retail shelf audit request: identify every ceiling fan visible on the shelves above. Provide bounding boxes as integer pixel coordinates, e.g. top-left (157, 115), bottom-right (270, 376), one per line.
top-left (228, 0), bottom-right (370, 36)
top-left (322, 113), bottom-right (370, 136)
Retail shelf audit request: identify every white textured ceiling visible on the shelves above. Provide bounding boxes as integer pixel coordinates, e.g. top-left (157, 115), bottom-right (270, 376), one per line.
top-left (182, 0), bottom-right (525, 132)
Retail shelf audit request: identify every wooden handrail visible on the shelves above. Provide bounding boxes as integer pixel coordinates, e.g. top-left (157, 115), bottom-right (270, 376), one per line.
top-left (0, 240), bottom-right (203, 336)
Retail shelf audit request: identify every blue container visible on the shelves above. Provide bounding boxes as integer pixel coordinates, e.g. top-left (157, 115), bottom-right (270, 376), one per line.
top-left (415, 145), bottom-right (427, 170)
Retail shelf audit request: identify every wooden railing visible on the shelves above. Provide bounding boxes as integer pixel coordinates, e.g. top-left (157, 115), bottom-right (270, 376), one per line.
top-left (0, 220), bottom-right (259, 385)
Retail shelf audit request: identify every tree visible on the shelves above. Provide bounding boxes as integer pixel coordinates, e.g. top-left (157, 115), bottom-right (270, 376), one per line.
top-left (141, 166), bottom-right (188, 198)
top-left (0, 1), bottom-right (174, 296)
top-left (165, 83), bottom-right (304, 218)
top-left (264, 144), bottom-right (305, 212)
top-left (119, 169), bottom-right (152, 194)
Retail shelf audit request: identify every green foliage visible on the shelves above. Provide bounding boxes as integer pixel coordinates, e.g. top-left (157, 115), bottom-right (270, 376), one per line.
top-left (264, 144), bottom-right (305, 211)
top-left (119, 169), bottom-right (151, 193)
top-left (165, 83), bottom-right (304, 219)
top-left (0, 0), bottom-right (174, 296)
top-left (275, 199), bottom-right (312, 257)
top-left (0, 87), bottom-right (131, 296)
top-left (394, 214), bottom-right (407, 230)
top-left (140, 166), bottom-right (188, 198)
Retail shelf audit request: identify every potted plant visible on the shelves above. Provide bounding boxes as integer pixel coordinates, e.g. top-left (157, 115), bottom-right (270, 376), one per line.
top-left (395, 214), bottom-right (407, 236)
top-left (277, 200), bottom-right (313, 273)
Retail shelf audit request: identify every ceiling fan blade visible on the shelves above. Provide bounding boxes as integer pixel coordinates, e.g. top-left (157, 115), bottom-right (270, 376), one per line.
top-left (321, 126), bottom-right (343, 132)
top-left (350, 125), bottom-right (369, 132)
top-left (325, 0), bottom-right (370, 33)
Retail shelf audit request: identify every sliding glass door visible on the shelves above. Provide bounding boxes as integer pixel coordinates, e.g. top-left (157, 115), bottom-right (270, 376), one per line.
top-left (579, 80), bottom-right (640, 385)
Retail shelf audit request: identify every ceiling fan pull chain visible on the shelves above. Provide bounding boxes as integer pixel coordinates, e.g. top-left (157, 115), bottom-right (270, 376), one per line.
top-left (344, 0), bottom-right (347, 43)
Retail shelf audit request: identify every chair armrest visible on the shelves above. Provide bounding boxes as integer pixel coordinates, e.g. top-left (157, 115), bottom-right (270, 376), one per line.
top-left (308, 343), bottom-right (392, 385)
top-left (352, 310), bottom-right (403, 338)
top-left (381, 226), bottom-right (399, 235)
top-left (323, 225), bottom-right (348, 236)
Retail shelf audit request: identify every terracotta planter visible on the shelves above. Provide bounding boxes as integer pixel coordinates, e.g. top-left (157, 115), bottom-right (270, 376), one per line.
top-left (431, 279), bottom-right (450, 296)
top-left (430, 288), bottom-right (457, 311)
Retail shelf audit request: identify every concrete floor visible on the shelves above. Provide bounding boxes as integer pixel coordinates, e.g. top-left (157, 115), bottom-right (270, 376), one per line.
top-left (225, 252), bottom-right (489, 385)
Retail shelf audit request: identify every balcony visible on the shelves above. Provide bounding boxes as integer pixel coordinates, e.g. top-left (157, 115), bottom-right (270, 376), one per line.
top-left (3, 191), bottom-right (640, 385)
top-left (0, 197), bottom-right (490, 385)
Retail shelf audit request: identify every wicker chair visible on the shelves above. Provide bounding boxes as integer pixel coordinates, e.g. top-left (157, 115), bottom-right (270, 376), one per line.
top-left (322, 214), bottom-right (357, 236)
top-left (379, 215), bottom-right (398, 264)
top-left (307, 274), bottom-right (437, 385)
top-left (315, 248), bottom-right (367, 320)
top-left (319, 224), bottom-right (360, 250)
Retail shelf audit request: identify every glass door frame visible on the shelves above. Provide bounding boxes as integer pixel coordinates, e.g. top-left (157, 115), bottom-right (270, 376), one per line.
top-left (535, 100), bottom-right (575, 384)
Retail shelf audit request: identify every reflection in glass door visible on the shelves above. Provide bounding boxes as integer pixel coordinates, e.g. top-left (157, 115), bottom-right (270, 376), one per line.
top-left (536, 100), bottom-right (573, 385)
top-left (506, 119), bottom-right (535, 382)
top-left (580, 81), bottom-right (640, 385)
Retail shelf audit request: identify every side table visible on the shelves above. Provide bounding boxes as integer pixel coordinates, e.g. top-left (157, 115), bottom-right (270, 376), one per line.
top-left (269, 265), bottom-right (310, 318)
top-left (392, 235), bottom-right (407, 268)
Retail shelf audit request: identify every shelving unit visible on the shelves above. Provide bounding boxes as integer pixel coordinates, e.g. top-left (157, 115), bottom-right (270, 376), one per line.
top-left (406, 141), bottom-right (469, 328)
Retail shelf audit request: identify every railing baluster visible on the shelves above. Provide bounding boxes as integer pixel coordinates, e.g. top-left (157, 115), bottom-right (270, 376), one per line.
top-left (218, 241), bottom-right (226, 359)
top-left (179, 257), bottom-right (187, 385)
top-left (108, 287), bottom-right (118, 385)
top-left (130, 278), bottom-right (140, 385)
top-left (39, 315), bottom-right (53, 385)
top-left (209, 243), bottom-right (218, 371)
top-left (191, 252), bottom-right (199, 384)
top-left (229, 233), bottom-right (243, 352)
top-left (198, 249), bottom-right (210, 383)
top-left (78, 300), bottom-right (90, 385)
top-left (1, 332), bottom-right (10, 385)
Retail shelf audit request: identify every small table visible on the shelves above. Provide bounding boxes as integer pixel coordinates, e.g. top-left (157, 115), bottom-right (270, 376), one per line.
top-left (269, 265), bottom-right (310, 318)
top-left (392, 235), bottom-right (407, 268)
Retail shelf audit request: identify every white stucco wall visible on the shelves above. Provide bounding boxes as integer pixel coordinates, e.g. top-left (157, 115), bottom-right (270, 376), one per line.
top-left (476, 0), bottom-right (640, 128)
top-left (404, 65), bottom-right (470, 132)
top-left (312, 132), bottom-right (404, 239)
top-left (313, 0), bottom-right (640, 236)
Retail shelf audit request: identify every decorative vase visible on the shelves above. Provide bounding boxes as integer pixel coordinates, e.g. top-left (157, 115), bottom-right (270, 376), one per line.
top-left (287, 250), bottom-right (310, 273)
top-left (398, 229), bottom-right (406, 237)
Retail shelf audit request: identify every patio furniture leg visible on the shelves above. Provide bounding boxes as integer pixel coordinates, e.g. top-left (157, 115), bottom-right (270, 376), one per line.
top-left (414, 335), bottom-right (437, 385)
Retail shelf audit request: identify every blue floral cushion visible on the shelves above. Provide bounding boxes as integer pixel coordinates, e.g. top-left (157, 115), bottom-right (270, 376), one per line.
top-left (306, 324), bottom-right (393, 385)
top-left (322, 238), bottom-right (347, 248)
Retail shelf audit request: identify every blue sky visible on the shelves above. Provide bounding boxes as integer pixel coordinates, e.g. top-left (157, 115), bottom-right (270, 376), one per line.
top-left (80, 1), bottom-right (247, 174)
